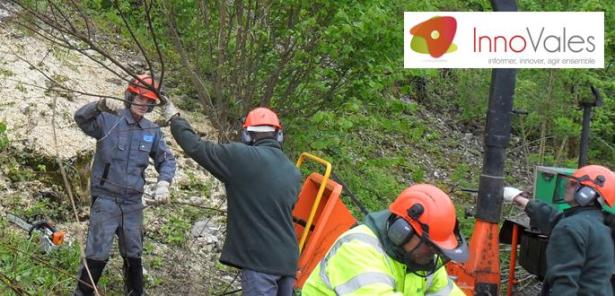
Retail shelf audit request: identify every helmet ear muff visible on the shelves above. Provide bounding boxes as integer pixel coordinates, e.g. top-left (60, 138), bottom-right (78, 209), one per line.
top-left (574, 185), bottom-right (599, 206)
top-left (241, 129), bottom-right (253, 145)
top-left (387, 216), bottom-right (414, 247)
top-left (275, 129), bottom-right (283, 144)
top-left (387, 203), bottom-right (428, 246)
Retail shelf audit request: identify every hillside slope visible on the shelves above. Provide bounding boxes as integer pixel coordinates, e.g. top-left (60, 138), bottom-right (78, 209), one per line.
top-left (0, 10), bottom-right (539, 296)
top-left (0, 18), bottom-right (235, 294)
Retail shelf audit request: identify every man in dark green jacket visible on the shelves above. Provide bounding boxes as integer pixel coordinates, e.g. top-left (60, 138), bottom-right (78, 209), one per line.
top-left (504, 165), bottom-right (615, 296)
top-left (162, 101), bottom-right (301, 295)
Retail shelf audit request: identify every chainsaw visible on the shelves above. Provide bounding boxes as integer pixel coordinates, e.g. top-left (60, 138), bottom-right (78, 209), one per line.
top-left (6, 213), bottom-right (65, 253)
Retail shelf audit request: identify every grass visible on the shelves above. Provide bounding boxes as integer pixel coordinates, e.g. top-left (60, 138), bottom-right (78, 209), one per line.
top-left (0, 217), bottom-right (84, 295)
top-left (286, 98), bottom-right (485, 231)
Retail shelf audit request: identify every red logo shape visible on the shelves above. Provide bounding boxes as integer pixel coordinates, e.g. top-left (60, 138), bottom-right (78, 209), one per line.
top-left (410, 16), bottom-right (457, 58)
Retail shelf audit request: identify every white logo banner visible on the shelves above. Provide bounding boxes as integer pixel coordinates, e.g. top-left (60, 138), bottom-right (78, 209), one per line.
top-left (404, 12), bottom-right (604, 69)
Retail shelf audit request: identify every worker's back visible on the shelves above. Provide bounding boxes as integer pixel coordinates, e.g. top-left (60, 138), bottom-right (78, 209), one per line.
top-left (542, 207), bottom-right (614, 295)
top-left (218, 139), bottom-right (302, 276)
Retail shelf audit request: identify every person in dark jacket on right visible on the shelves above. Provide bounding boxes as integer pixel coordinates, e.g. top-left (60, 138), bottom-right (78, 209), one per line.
top-left (504, 165), bottom-right (615, 296)
top-left (161, 101), bottom-right (301, 296)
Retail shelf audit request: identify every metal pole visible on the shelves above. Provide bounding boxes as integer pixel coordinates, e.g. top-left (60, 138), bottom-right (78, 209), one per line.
top-left (476, 69), bottom-right (516, 223)
top-left (471, 68), bottom-right (517, 296)
top-left (578, 105), bottom-right (592, 168)
top-left (476, 3), bottom-right (518, 295)
top-left (507, 224), bottom-right (519, 296)
top-left (447, 2), bottom-right (518, 295)
top-left (578, 86), bottom-right (603, 168)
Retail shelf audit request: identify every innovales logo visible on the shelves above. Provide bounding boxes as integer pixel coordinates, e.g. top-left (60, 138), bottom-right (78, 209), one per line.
top-left (409, 16), bottom-right (457, 58)
top-left (404, 12), bottom-right (603, 68)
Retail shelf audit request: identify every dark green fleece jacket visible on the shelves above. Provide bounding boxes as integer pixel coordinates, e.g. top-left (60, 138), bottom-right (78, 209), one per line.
top-left (525, 200), bottom-right (614, 296)
top-left (170, 117), bottom-right (301, 276)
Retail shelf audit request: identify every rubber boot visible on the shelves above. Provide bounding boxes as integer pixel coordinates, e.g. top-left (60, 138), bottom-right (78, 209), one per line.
top-left (123, 257), bottom-right (144, 296)
top-left (74, 258), bottom-right (107, 296)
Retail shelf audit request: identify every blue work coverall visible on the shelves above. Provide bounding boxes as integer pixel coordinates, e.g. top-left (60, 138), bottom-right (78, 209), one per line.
top-left (74, 101), bottom-right (175, 295)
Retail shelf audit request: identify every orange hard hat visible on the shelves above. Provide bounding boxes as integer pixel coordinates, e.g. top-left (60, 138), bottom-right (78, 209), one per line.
top-left (572, 165), bottom-right (615, 207)
top-left (126, 74), bottom-right (159, 101)
top-left (389, 184), bottom-right (468, 262)
top-left (243, 107), bottom-right (281, 132)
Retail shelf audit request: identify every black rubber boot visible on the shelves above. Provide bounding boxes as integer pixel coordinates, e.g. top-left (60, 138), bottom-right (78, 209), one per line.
top-left (74, 258), bottom-right (107, 296)
top-left (123, 256), bottom-right (144, 296)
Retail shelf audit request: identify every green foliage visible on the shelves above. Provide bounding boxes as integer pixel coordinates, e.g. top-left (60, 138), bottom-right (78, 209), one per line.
top-left (451, 163), bottom-right (474, 189)
top-left (156, 205), bottom-right (208, 247)
top-left (0, 218), bottom-right (96, 294)
top-left (5, 159), bottom-right (36, 183)
top-left (179, 171), bottom-right (211, 197)
top-left (159, 215), bottom-right (190, 247)
top-left (0, 192), bottom-right (71, 231)
top-left (0, 122), bottom-right (8, 151)
top-left (286, 96), bottom-right (442, 217)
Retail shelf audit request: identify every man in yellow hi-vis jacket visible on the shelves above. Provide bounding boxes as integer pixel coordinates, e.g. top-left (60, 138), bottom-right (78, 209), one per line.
top-left (302, 184), bottom-right (468, 295)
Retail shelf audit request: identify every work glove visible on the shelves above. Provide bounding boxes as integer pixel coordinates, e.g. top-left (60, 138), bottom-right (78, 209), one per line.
top-left (153, 180), bottom-right (170, 204)
top-left (161, 96), bottom-right (180, 122)
top-left (97, 98), bottom-right (124, 114)
top-left (503, 187), bottom-right (526, 202)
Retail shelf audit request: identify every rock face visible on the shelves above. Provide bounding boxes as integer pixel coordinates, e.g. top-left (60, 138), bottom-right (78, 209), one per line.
top-left (0, 2), bottom-right (17, 21)
top-left (0, 34), bottom-right (121, 160)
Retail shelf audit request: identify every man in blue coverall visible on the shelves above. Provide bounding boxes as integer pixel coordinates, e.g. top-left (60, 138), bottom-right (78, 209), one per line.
top-left (73, 74), bottom-right (176, 296)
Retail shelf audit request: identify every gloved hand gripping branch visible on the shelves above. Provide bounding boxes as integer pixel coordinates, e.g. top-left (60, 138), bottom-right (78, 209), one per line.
top-left (160, 96), bottom-right (180, 122)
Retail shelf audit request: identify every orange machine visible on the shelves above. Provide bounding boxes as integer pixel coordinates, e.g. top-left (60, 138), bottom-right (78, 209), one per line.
top-left (446, 221), bottom-right (502, 295)
top-left (292, 153), bottom-right (356, 288)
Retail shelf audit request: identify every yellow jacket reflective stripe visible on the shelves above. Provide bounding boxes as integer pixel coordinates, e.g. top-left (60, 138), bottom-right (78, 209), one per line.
top-left (302, 225), bottom-right (466, 296)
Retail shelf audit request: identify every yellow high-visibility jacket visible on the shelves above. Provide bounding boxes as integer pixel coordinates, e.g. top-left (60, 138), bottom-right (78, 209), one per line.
top-left (302, 225), bottom-right (465, 295)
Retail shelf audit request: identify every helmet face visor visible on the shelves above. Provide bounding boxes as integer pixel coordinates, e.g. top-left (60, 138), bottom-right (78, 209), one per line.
top-left (426, 220), bottom-right (469, 263)
top-left (402, 240), bottom-right (452, 277)
top-left (554, 173), bottom-right (583, 204)
top-left (127, 75), bottom-right (160, 101)
top-left (435, 232), bottom-right (468, 263)
top-left (129, 94), bottom-right (157, 113)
